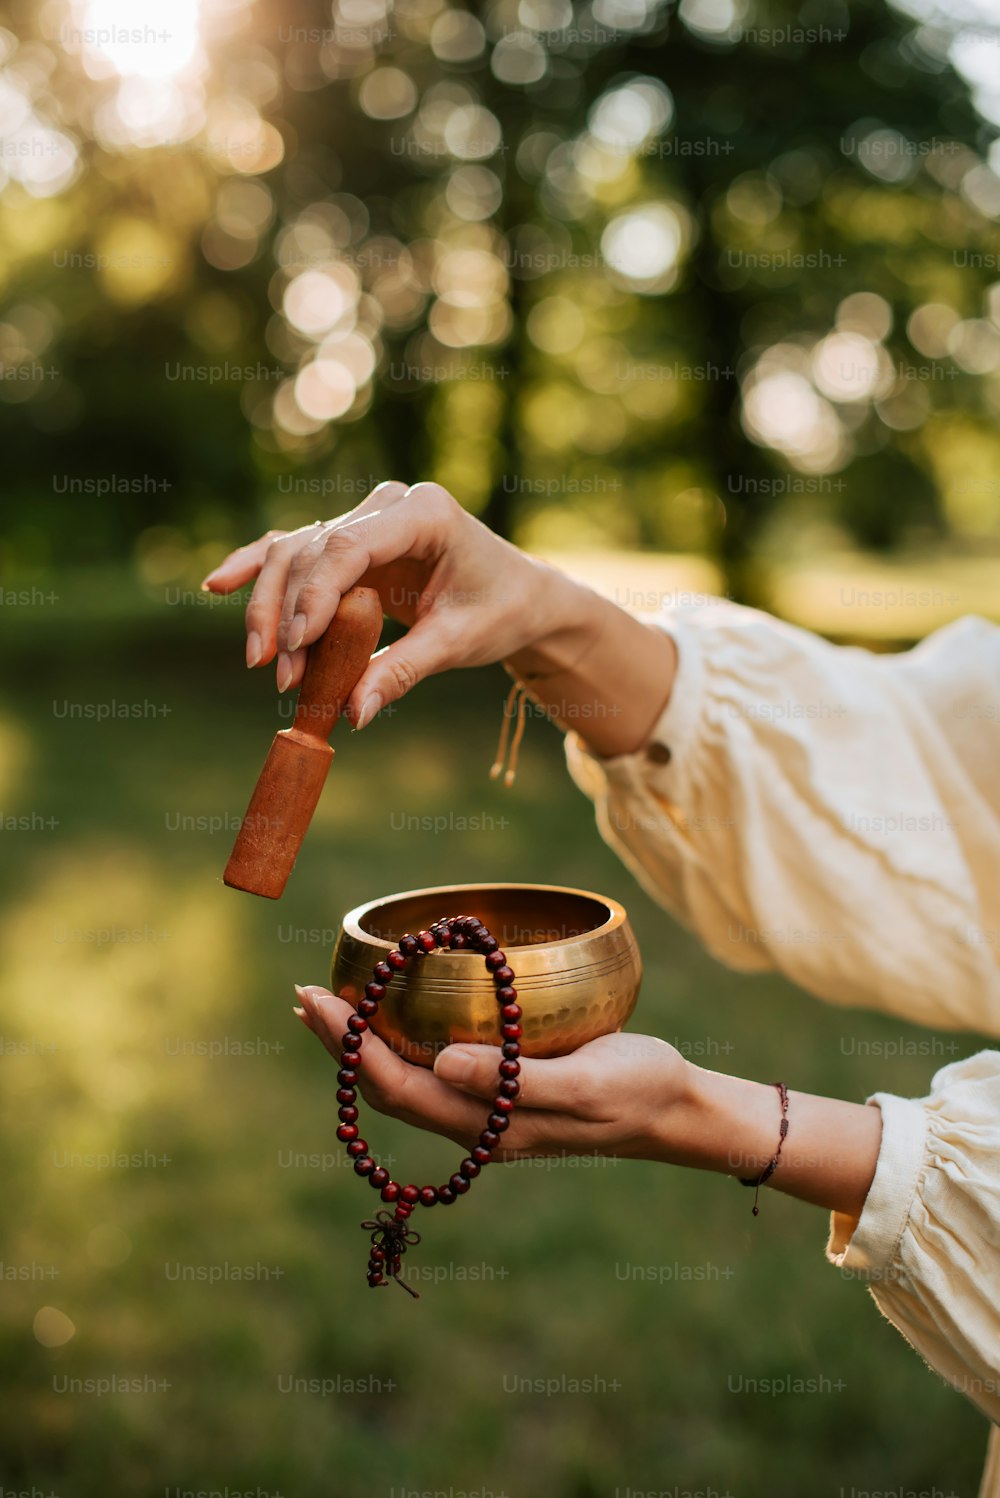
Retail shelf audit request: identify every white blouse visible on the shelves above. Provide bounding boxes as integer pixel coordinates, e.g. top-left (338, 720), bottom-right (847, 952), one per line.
top-left (564, 603), bottom-right (1000, 1491)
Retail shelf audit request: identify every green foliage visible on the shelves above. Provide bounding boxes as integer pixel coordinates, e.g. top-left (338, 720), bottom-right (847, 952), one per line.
top-left (1, 0), bottom-right (1000, 598)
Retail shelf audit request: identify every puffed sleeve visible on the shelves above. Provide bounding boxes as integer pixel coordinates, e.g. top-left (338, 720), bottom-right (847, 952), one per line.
top-left (565, 602), bottom-right (1000, 1036)
top-left (826, 1051), bottom-right (1000, 1426)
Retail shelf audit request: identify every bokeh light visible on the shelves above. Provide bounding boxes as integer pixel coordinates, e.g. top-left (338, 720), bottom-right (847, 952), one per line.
top-left (78, 0), bottom-right (201, 79)
top-left (602, 204), bottom-right (687, 293)
top-left (742, 347), bottom-right (848, 473)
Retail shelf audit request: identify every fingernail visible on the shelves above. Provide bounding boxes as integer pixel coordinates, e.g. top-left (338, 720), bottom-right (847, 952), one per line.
top-left (434, 1047), bottom-right (476, 1083)
top-left (246, 631), bottom-right (262, 669)
top-left (296, 983), bottom-right (328, 1013)
top-left (276, 652), bottom-right (293, 692)
top-left (200, 580), bottom-right (212, 593)
top-left (287, 614), bottom-right (307, 652)
top-left (356, 691), bottom-right (383, 731)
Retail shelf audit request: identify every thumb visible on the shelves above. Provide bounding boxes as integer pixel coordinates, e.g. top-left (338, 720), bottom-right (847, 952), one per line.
top-left (348, 617), bottom-right (457, 728)
top-left (433, 1044), bottom-right (584, 1113)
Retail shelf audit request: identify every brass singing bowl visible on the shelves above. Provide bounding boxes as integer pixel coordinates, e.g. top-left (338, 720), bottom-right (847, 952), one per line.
top-left (331, 883), bottom-right (642, 1067)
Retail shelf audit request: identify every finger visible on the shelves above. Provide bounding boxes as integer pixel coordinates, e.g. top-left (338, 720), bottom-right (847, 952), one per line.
top-left (245, 525), bottom-right (329, 665)
top-left (201, 530), bottom-right (288, 594)
top-left (294, 984), bottom-right (350, 1058)
top-left (282, 481), bottom-right (456, 657)
top-left (301, 987), bottom-right (489, 1147)
top-left (276, 528), bottom-right (334, 652)
top-left (278, 481), bottom-right (409, 652)
top-left (275, 648), bottom-right (308, 694)
top-left (298, 989), bottom-right (573, 1158)
top-left (433, 1043), bottom-right (594, 1115)
top-left (347, 618), bottom-right (462, 730)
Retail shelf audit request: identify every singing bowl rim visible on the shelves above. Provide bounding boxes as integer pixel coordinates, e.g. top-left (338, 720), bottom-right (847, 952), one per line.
top-left (339, 881), bottom-right (629, 959)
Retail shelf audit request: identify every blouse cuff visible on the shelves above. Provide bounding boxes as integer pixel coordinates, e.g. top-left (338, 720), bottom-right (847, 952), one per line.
top-left (826, 1092), bottom-right (929, 1283)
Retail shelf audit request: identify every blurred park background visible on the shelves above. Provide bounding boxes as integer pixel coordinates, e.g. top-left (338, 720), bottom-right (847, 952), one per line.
top-left (2, 0), bottom-right (1000, 1491)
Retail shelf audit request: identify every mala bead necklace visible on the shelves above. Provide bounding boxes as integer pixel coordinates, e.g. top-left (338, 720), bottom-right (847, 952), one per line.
top-left (335, 914), bottom-right (521, 1297)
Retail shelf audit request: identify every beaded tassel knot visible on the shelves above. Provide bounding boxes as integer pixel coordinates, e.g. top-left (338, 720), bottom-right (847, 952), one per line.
top-left (334, 914), bottom-right (521, 1296)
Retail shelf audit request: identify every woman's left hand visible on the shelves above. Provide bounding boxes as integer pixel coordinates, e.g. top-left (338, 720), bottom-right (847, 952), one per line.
top-left (294, 984), bottom-right (690, 1163)
top-left (293, 984), bottom-right (883, 1215)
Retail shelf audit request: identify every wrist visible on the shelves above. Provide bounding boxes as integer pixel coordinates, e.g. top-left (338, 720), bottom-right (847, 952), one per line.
top-left (504, 561), bottom-right (602, 679)
top-left (649, 1063), bottom-right (882, 1217)
top-left (643, 1054), bottom-right (703, 1166)
top-left (647, 1063), bottom-right (782, 1178)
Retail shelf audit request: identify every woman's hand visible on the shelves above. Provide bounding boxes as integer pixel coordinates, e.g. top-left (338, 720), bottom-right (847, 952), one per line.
top-left (201, 480), bottom-right (584, 720)
top-left (293, 984), bottom-right (691, 1162)
top-left (293, 983), bottom-right (883, 1216)
top-left (201, 481), bottom-right (677, 756)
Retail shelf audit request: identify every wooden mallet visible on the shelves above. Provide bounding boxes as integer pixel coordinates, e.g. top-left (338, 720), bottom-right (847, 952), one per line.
top-left (223, 586), bottom-right (383, 899)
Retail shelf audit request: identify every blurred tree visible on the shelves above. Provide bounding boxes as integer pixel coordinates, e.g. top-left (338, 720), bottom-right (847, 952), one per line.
top-left (1, 0), bottom-right (999, 601)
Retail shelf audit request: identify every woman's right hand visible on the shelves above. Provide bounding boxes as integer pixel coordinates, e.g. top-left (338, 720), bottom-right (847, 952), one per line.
top-left (201, 480), bottom-right (587, 726)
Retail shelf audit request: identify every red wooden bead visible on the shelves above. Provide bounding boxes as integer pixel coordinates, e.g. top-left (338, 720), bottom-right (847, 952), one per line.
top-left (349, 929), bottom-right (523, 1288)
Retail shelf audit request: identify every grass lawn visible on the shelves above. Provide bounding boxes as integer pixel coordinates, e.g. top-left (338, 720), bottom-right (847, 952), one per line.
top-left (0, 580), bottom-right (989, 1496)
